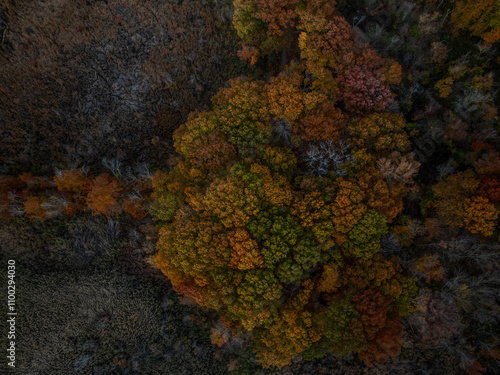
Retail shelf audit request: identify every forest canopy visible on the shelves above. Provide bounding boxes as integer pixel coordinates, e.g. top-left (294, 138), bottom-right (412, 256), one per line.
top-left (152, 0), bottom-right (421, 368)
top-left (1, 0), bottom-right (499, 373)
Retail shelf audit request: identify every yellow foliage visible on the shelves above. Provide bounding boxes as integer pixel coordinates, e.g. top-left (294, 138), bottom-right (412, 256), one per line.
top-left (317, 264), bottom-right (341, 292)
top-left (256, 280), bottom-right (319, 368)
top-left (434, 77), bottom-right (454, 98)
top-left (463, 196), bottom-right (498, 237)
top-left (228, 228), bottom-right (265, 270)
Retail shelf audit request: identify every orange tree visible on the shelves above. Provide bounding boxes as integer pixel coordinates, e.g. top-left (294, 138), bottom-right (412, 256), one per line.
top-left (151, 0), bottom-right (416, 369)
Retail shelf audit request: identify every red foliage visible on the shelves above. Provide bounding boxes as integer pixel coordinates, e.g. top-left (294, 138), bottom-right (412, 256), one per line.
top-left (354, 289), bottom-right (392, 341)
top-left (172, 282), bottom-right (207, 307)
top-left (479, 175), bottom-right (500, 204)
top-left (253, 0), bottom-right (299, 36)
top-left (337, 65), bottom-right (393, 114)
top-left (430, 42), bottom-right (448, 64)
top-left (358, 312), bottom-right (403, 367)
top-left (467, 149), bottom-right (500, 175)
top-left (298, 12), bottom-right (356, 72)
top-left (64, 202), bottom-right (86, 216)
top-left (471, 140), bottom-right (494, 151)
top-left (467, 361), bottom-right (487, 375)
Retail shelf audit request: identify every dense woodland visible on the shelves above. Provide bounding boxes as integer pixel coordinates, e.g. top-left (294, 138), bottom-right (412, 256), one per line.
top-left (1, 0), bottom-right (499, 374)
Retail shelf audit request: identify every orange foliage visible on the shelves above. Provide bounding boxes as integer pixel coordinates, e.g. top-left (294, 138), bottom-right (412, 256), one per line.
top-left (347, 255), bottom-right (417, 312)
top-left (23, 196), bottom-right (48, 221)
top-left (212, 77), bottom-right (271, 151)
top-left (64, 202), bottom-right (85, 216)
top-left (391, 224), bottom-right (415, 247)
top-left (267, 72), bottom-right (306, 122)
top-left (291, 190), bottom-right (329, 228)
top-left (147, 0), bottom-right (419, 368)
top-left (354, 289), bottom-right (392, 341)
top-left (348, 113), bottom-right (410, 155)
top-left (251, 163), bottom-right (293, 207)
top-left (355, 168), bottom-right (405, 223)
top-left (380, 59), bottom-right (402, 85)
top-left (434, 77), bottom-right (454, 98)
top-left (123, 197), bottom-right (148, 219)
top-left (479, 175), bottom-right (500, 204)
top-left (54, 169), bottom-right (88, 195)
top-left (210, 321), bottom-right (232, 347)
top-left (297, 10), bottom-right (355, 72)
top-left (227, 227), bottom-right (265, 270)
top-left (238, 45), bottom-right (259, 65)
top-left (296, 101), bottom-right (346, 142)
top-left (413, 254), bottom-right (446, 284)
top-left (358, 312), bottom-right (403, 367)
top-left (468, 149), bottom-right (500, 175)
top-left (331, 179), bottom-right (367, 244)
top-left (183, 130), bottom-right (237, 174)
top-left (202, 166), bottom-right (273, 228)
top-left (86, 173), bottom-right (122, 218)
top-left (155, 209), bottom-right (232, 291)
top-left (18, 172), bottom-right (53, 190)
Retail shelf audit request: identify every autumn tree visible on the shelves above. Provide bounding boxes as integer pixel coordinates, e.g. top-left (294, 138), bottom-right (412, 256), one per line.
top-left (233, 0), bottom-right (296, 57)
top-left (432, 170), bottom-right (498, 237)
top-left (337, 66), bottom-right (393, 114)
top-left (348, 113), bottom-right (410, 156)
top-left (451, 0), bottom-right (500, 45)
top-left (254, 280), bottom-right (320, 368)
top-left (53, 169), bottom-right (89, 215)
top-left (413, 254), bottom-right (446, 284)
top-left (123, 196), bottom-right (148, 219)
top-left (86, 173), bottom-right (123, 218)
top-left (23, 196), bottom-right (49, 221)
top-left (295, 101), bottom-right (346, 143)
top-left (479, 175), bottom-right (500, 204)
top-left (53, 169), bottom-right (88, 195)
